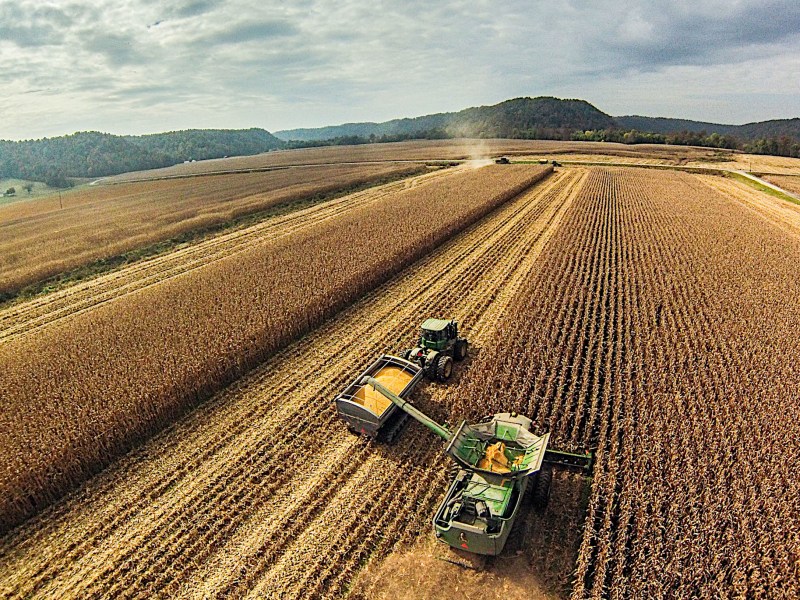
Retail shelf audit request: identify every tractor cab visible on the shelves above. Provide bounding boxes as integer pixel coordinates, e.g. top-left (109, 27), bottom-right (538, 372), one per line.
top-left (420, 318), bottom-right (458, 351)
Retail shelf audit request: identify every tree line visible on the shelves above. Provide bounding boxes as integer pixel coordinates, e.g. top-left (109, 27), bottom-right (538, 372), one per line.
top-left (0, 129), bottom-right (284, 188)
top-left (289, 127), bottom-right (800, 159)
top-left (572, 128), bottom-right (800, 157)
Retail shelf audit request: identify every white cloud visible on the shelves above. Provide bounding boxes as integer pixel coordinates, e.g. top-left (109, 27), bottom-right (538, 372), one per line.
top-left (0, 0), bottom-right (799, 139)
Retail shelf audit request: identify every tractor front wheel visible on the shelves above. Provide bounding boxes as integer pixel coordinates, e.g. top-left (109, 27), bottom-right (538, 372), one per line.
top-left (454, 338), bottom-right (468, 361)
top-left (424, 353), bottom-right (439, 380)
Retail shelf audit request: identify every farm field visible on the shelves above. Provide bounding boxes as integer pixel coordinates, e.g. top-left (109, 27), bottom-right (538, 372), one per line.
top-left (696, 175), bottom-right (800, 236)
top-left (0, 166), bottom-right (456, 343)
top-left (0, 164), bottom-right (551, 533)
top-left (0, 166), bottom-right (583, 598)
top-left (102, 138), bottom-right (738, 182)
top-left (713, 154), bottom-right (800, 174)
top-left (363, 167), bottom-right (800, 598)
top-left (1, 162), bottom-right (799, 599)
top-left (515, 150), bottom-right (800, 175)
top-left (763, 174), bottom-right (800, 196)
top-left (0, 162), bottom-right (423, 297)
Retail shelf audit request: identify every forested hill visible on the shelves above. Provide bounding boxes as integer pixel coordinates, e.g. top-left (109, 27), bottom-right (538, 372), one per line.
top-left (615, 116), bottom-right (739, 136)
top-left (616, 115), bottom-right (800, 141)
top-left (275, 97), bottom-right (616, 142)
top-left (0, 128), bottom-right (284, 186)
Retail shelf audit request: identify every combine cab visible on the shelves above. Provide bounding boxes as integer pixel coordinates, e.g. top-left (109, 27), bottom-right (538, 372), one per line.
top-left (402, 318), bottom-right (468, 382)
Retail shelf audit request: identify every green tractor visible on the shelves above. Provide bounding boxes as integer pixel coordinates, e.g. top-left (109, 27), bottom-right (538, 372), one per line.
top-left (360, 377), bottom-right (593, 556)
top-left (402, 318), bottom-right (468, 382)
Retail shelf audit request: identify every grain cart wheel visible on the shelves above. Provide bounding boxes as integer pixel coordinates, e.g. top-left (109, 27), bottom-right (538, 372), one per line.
top-left (436, 355), bottom-right (454, 382)
top-left (532, 468), bottom-right (552, 513)
top-left (454, 338), bottom-right (468, 361)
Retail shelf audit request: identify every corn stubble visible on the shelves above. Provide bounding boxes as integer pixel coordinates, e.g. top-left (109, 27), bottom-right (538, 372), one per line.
top-left (0, 164), bottom-right (551, 534)
top-left (453, 167), bottom-right (800, 598)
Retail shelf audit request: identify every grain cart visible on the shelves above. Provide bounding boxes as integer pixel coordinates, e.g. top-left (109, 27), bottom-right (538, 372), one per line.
top-left (401, 318), bottom-right (468, 382)
top-left (334, 355), bottom-right (424, 441)
top-left (360, 377), bottom-right (593, 556)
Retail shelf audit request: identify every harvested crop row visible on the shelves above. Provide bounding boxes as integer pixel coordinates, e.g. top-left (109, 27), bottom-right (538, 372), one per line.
top-left (452, 167), bottom-right (800, 598)
top-left (0, 168), bottom-right (584, 598)
top-left (0, 166), bottom-right (455, 342)
top-left (0, 164), bottom-right (551, 534)
top-left (0, 162), bottom-right (423, 296)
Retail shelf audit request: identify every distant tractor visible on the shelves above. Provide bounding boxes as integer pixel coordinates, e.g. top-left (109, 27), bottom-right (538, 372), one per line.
top-left (495, 157), bottom-right (510, 164)
top-left (402, 318), bottom-right (468, 382)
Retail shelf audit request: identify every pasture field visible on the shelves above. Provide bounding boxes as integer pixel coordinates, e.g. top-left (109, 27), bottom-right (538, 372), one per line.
top-left (1, 156), bottom-right (799, 599)
top-left (0, 162), bottom-right (423, 297)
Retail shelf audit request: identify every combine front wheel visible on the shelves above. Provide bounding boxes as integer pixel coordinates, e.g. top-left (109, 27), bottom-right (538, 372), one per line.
top-left (532, 468), bottom-right (552, 513)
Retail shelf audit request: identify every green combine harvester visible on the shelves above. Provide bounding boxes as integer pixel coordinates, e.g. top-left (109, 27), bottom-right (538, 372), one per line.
top-left (359, 377), bottom-right (593, 556)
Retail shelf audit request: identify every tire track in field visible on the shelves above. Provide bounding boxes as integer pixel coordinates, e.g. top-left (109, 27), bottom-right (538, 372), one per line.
top-left (0, 168), bottom-right (455, 343)
top-left (0, 169), bottom-right (586, 599)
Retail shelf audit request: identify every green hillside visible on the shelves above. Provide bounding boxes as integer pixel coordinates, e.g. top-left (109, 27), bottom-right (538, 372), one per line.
top-left (0, 128), bottom-right (284, 186)
top-left (616, 115), bottom-right (800, 141)
top-left (276, 97), bottom-right (616, 141)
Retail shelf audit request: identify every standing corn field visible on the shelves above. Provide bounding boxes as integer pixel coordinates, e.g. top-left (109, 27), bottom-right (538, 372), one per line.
top-left (452, 167), bottom-right (800, 598)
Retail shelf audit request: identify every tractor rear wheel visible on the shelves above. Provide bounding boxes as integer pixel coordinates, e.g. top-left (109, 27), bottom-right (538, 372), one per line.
top-left (436, 355), bottom-right (453, 382)
top-left (532, 468), bottom-right (552, 513)
top-left (400, 348), bottom-right (412, 361)
top-left (454, 338), bottom-right (468, 361)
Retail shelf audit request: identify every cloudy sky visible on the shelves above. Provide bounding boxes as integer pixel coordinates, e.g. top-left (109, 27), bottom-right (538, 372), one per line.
top-left (1, 0), bottom-right (799, 140)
